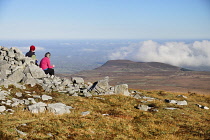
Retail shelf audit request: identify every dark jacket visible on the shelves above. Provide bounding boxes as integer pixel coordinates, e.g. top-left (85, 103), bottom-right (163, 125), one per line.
top-left (25, 51), bottom-right (35, 57)
top-left (25, 51), bottom-right (38, 65)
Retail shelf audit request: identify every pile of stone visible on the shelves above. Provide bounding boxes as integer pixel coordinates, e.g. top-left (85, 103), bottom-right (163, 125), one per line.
top-left (0, 46), bottom-right (130, 96)
top-left (0, 46), bottom-right (131, 115)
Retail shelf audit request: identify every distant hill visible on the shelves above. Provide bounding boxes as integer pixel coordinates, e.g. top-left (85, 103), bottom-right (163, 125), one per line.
top-left (95, 60), bottom-right (183, 72)
top-left (59, 60), bottom-right (210, 94)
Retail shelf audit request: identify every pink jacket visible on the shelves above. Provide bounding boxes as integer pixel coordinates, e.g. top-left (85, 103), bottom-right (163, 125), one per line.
top-left (39, 57), bottom-right (53, 70)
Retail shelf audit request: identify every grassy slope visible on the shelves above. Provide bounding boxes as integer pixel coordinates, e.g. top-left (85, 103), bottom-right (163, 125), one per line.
top-left (0, 85), bottom-right (210, 140)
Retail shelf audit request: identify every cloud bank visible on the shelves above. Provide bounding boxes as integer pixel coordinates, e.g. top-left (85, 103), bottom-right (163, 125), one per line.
top-left (109, 40), bottom-right (210, 67)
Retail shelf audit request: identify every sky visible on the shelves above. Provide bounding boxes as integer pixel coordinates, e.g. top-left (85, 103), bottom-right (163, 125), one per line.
top-left (0, 0), bottom-right (210, 40)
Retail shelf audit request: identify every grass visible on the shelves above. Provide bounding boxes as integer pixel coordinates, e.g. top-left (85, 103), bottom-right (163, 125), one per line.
top-left (0, 85), bottom-right (209, 140)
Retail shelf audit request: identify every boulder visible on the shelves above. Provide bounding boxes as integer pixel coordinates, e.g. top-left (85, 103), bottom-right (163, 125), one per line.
top-left (47, 103), bottom-right (71, 115)
top-left (15, 92), bottom-right (22, 97)
top-left (133, 94), bottom-right (142, 99)
top-left (41, 95), bottom-right (52, 101)
top-left (89, 77), bottom-right (110, 94)
top-left (26, 65), bottom-right (46, 79)
top-left (8, 49), bottom-right (15, 58)
top-left (176, 100), bottom-right (187, 105)
top-left (61, 78), bottom-right (72, 86)
top-left (71, 77), bottom-right (84, 84)
top-left (0, 106), bottom-right (6, 112)
top-left (81, 111), bottom-right (90, 116)
top-left (114, 84), bottom-right (130, 96)
top-left (7, 68), bottom-right (24, 83)
top-left (137, 104), bottom-right (149, 111)
top-left (28, 102), bottom-right (47, 113)
top-left (196, 104), bottom-right (209, 109)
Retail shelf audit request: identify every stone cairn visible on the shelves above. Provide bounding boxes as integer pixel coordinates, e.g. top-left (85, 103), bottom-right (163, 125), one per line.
top-left (0, 46), bottom-right (131, 115)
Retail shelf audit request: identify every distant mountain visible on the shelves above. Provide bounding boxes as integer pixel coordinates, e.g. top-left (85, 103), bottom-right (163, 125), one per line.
top-left (95, 60), bottom-right (184, 72)
top-left (60, 60), bottom-right (210, 94)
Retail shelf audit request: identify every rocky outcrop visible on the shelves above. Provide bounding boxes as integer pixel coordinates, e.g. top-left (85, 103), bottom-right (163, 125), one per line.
top-left (0, 46), bottom-right (132, 115)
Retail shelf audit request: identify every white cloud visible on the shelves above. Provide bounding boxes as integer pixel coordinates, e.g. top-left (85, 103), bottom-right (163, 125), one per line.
top-left (108, 40), bottom-right (210, 67)
top-left (82, 48), bottom-right (98, 52)
top-left (17, 46), bottom-right (45, 52)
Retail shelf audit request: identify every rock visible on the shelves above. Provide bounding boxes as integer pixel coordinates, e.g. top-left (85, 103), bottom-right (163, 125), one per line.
top-left (114, 84), bottom-right (130, 96)
top-left (8, 49), bottom-right (15, 58)
top-left (15, 128), bottom-right (27, 136)
top-left (196, 104), bottom-right (209, 109)
top-left (177, 95), bottom-right (187, 98)
top-left (176, 100), bottom-right (187, 105)
top-left (165, 99), bottom-right (177, 104)
top-left (137, 104), bottom-right (149, 111)
top-left (142, 96), bottom-right (155, 101)
top-left (23, 99), bottom-right (30, 105)
top-left (47, 103), bottom-right (71, 115)
top-left (89, 77), bottom-right (110, 94)
top-left (164, 107), bottom-right (179, 110)
top-left (165, 99), bottom-right (187, 105)
top-left (32, 95), bottom-right (41, 98)
top-left (61, 78), bottom-right (72, 86)
top-left (42, 95), bottom-right (52, 101)
top-left (47, 133), bottom-right (53, 137)
top-left (15, 92), bottom-right (22, 97)
top-left (84, 92), bottom-right (92, 97)
top-left (81, 111), bottom-right (90, 116)
top-left (7, 68), bottom-right (24, 83)
top-left (133, 94), bottom-right (142, 99)
top-left (28, 98), bottom-right (36, 104)
top-left (0, 92), bottom-right (6, 100)
top-left (25, 65), bottom-right (46, 79)
top-left (28, 102), bottom-right (47, 113)
top-left (72, 77), bottom-right (84, 84)
top-left (0, 106), bottom-right (6, 112)
top-left (203, 106), bottom-right (209, 109)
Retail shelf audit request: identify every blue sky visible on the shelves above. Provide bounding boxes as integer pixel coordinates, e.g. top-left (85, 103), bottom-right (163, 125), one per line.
top-left (0, 0), bottom-right (209, 39)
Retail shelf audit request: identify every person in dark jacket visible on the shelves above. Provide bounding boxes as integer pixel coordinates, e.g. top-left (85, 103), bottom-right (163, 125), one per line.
top-left (25, 45), bottom-right (38, 65)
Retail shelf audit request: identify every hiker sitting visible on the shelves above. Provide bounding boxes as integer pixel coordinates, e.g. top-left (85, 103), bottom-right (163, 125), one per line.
top-left (25, 45), bottom-right (38, 65)
top-left (39, 52), bottom-right (55, 76)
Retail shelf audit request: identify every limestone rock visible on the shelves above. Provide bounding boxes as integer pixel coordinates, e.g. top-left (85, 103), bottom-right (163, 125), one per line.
top-left (71, 77), bottom-right (84, 84)
top-left (164, 107), bottom-right (179, 110)
top-left (27, 65), bottom-right (46, 79)
top-left (89, 77), bottom-right (110, 94)
top-left (137, 104), bottom-right (149, 111)
top-left (81, 111), bottom-right (90, 116)
top-left (7, 68), bottom-right (24, 83)
top-left (176, 100), bottom-right (187, 105)
top-left (15, 92), bottom-right (22, 97)
top-left (47, 103), bottom-right (71, 115)
top-left (42, 95), bottom-right (52, 101)
top-left (0, 106), bottom-right (6, 112)
top-left (114, 84), bottom-right (130, 96)
top-left (196, 104), bottom-right (209, 109)
top-left (28, 102), bottom-right (47, 113)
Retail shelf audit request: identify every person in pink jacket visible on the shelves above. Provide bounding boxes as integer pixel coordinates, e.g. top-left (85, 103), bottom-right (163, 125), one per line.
top-left (40, 52), bottom-right (55, 75)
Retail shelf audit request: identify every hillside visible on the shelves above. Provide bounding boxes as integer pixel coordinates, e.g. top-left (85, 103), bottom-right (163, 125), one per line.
top-left (69, 60), bottom-right (210, 94)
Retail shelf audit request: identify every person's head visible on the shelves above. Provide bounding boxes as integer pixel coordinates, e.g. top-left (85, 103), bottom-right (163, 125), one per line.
top-left (30, 45), bottom-right (36, 52)
top-left (45, 52), bottom-right (51, 58)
